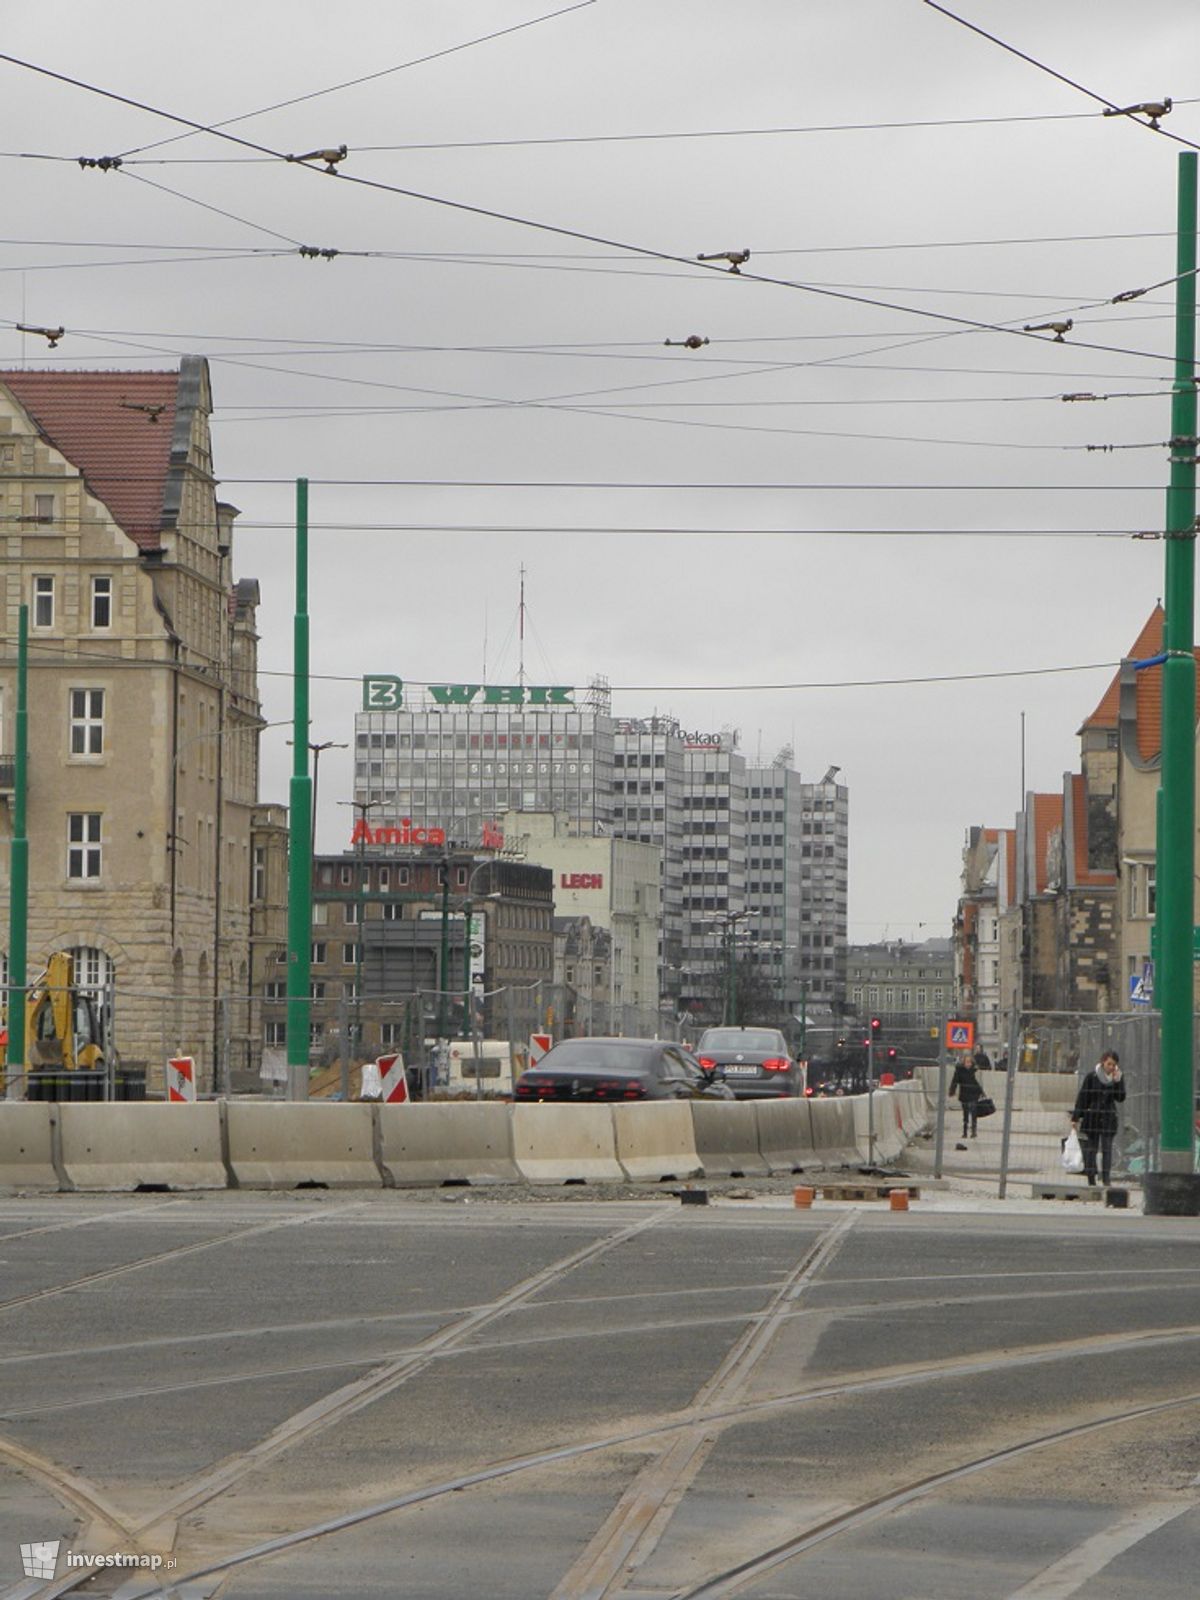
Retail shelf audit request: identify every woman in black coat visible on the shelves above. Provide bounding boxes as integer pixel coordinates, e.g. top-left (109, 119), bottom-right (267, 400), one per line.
top-left (1071, 1050), bottom-right (1125, 1186)
top-left (949, 1058), bottom-right (983, 1138)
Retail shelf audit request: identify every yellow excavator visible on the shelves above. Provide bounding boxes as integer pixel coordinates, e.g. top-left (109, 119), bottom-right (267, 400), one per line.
top-left (22, 953), bottom-right (108, 1073)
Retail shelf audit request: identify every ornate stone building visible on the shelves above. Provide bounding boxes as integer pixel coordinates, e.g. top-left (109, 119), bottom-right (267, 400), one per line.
top-left (0, 359), bottom-right (263, 1090)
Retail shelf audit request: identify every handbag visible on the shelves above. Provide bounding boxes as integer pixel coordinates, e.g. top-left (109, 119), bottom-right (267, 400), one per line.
top-left (1061, 1128), bottom-right (1085, 1174)
top-left (975, 1095), bottom-right (996, 1118)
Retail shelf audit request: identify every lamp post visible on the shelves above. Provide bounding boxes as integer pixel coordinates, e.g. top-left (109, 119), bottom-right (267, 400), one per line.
top-left (338, 799), bottom-right (381, 1061)
top-left (290, 739), bottom-right (347, 856)
top-left (458, 860), bottom-right (500, 1040)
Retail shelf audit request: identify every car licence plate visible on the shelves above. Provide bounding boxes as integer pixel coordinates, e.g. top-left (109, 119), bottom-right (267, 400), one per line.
top-left (722, 1064), bottom-right (759, 1074)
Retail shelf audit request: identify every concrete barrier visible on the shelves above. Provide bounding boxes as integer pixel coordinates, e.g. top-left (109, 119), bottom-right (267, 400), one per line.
top-left (853, 1089), bottom-right (907, 1164)
top-left (0, 1102), bottom-right (61, 1190)
top-left (226, 1102), bottom-right (380, 1188)
top-left (892, 1082), bottom-right (931, 1139)
top-left (378, 1102), bottom-right (519, 1186)
top-left (612, 1102), bottom-right (702, 1182)
top-left (807, 1096), bottom-right (861, 1168)
top-left (512, 1104), bottom-right (624, 1183)
top-left (59, 1103), bottom-right (228, 1191)
top-left (755, 1098), bottom-right (816, 1174)
top-left (690, 1100), bottom-right (769, 1178)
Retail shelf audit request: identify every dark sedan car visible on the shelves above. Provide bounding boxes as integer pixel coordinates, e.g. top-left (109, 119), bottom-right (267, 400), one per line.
top-left (695, 1026), bottom-right (804, 1099)
top-left (514, 1037), bottom-right (734, 1102)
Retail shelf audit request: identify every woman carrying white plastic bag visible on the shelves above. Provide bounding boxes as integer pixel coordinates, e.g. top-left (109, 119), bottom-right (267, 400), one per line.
top-left (1061, 1127), bottom-right (1085, 1174)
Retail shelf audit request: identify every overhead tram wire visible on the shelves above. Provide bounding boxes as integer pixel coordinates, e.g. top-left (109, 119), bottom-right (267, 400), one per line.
top-left (38, 99), bottom-right (1200, 160)
top-left (115, 168), bottom-right (306, 248)
top-left (15, 636), bottom-right (1122, 693)
top-left (0, 52), bottom-right (1190, 372)
top-left (923, 1), bottom-right (1200, 154)
top-left (115, 0), bottom-right (599, 159)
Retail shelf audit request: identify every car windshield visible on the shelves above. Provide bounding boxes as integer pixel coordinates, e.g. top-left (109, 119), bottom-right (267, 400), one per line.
top-left (697, 1029), bottom-right (785, 1053)
top-left (533, 1040), bottom-right (659, 1074)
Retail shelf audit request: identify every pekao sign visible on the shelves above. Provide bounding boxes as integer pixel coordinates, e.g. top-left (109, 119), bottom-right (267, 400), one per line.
top-left (362, 676), bottom-right (575, 711)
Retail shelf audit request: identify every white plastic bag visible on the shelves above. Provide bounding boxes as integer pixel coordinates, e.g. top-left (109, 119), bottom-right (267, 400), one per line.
top-left (359, 1060), bottom-right (383, 1101)
top-left (1061, 1128), bottom-right (1084, 1174)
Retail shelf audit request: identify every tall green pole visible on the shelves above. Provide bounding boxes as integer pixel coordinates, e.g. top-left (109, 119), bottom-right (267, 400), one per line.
top-left (286, 479), bottom-right (313, 1101)
top-left (6, 605), bottom-right (28, 1097)
top-left (461, 901), bottom-right (472, 1041)
top-left (1148, 151), bottom-right (1200, 1215)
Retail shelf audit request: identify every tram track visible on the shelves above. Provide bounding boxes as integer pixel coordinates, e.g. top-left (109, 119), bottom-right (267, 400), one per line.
top-left (0, 1205), bottom-right (366, 1317)
top-left (99, 1319), bottom-right (1200, 1599)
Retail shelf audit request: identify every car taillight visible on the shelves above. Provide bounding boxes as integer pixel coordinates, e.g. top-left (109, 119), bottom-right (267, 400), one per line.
top-left (622, 1082), bottom-right (648, 1099)
top-left (762, 1058), bottom-right (790, 1072)
top-left (698, 1057), bottom-right (716, 1070)
top-left (591, 1079), bottom-right (635, 1099)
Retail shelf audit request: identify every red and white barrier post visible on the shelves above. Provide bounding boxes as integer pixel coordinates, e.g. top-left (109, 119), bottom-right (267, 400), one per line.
top-left (167, 1056), bottom-right (196, 1102)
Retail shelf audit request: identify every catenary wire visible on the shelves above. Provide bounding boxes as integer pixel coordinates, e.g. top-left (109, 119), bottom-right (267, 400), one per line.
top-left (16, 638), bottom-right (1122, 691)
top-left (0, 50), bottom-right (1186, 371)
top-left (923, 1), bottom-right (1200, 154)
top-left (116, 0), bottom-right (599, 158)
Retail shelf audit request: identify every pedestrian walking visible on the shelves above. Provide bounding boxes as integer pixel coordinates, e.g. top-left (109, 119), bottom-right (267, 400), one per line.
top-left (1071, 1050), bottom-right (1125, 1186)
top-left (949, 1056), bottom-right (984, 1139)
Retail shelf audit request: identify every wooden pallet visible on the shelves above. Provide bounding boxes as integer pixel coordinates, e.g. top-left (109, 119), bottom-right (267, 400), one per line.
top-left (1032, 1183), bottom-right (1104, 1202)
top-left (821, 1182), bottom-right (921, 1202)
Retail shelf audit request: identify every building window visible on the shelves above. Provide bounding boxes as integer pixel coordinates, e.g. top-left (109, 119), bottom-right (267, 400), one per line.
top-left (265, 1021), bottom-right (286, 1046)
top-left (345, 901), bottom-right (360, 924)
top-left (33, 575), bottom-right (54, 629)
top-left (91, 576), bottom-right (112, 630)
top-left (343, 942), bottom-right (359, 965)
top-left (311, 941), bottom-right (326, 964)
top-left (310, 981), bottom-right (325, 1001)
top-left (456, 866), bottom-right (468, 887)
top-left (69, 688), bottom-right (105, 756)
top-left (381, 1021), bottom-right (403, 1047)
top-left (33, 492), bottom-right (55, 524)
top-left (340, 864), bottom-right (353, 886)
top-left (263, 981), bottom-right (285, 1000)
top-left (312, 902), bottom-right (328, 926)
top-left (67, 812), bottom-right (101, 879)
top-left (382, 902), bottom-right (403, 922)
top-left (253, 847), bottom-right (267, 903)
top-left (345, 978), bottom-right (360, 1001)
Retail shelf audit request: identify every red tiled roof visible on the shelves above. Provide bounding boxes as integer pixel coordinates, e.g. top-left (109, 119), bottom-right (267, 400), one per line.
top-left (1070, 772), bottom-right (1117, 888)
top-left (0, 368), bottom-right (181, 549)
top-left (1080, 605), bottom-right (1200, 762)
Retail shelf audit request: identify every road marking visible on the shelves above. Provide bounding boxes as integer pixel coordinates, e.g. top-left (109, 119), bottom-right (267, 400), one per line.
top-left (1007, 1499), bottom-right (1195, 1598)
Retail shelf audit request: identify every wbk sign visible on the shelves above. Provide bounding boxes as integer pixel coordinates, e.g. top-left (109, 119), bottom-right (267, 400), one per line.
top-left (362, 676), bottom-right (576, 710)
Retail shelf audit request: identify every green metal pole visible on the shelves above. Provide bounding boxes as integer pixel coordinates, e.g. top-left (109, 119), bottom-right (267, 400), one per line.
top-left (286, 479), bottom-right (313, 1101)
top-left (6, 605), bottom-right (28, 1097)
top-left (1148, 151), bottom-right (1200, 1213)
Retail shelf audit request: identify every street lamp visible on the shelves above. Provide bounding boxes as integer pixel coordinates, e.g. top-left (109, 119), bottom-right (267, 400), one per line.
top-left (289, 739), bottom-right (347, 856)
top-left (338, 798), bottom-right (381, 1060)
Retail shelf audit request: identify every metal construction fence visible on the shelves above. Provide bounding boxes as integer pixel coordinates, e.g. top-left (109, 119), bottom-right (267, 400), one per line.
top-left (926, 1009), bottom-right (1192, 1197)
top-left (2, 979), bottom-right (683, 1101)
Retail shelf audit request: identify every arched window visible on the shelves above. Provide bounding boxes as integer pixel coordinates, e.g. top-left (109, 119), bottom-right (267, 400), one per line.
top-left (66, 946), bottom-right (114, 999)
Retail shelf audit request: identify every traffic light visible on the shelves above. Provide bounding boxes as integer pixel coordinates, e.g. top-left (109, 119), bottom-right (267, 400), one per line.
top-left (870, 1017), bottom-right (883, 1039)
top-left (886, 1046), bottom-right (898, 1061)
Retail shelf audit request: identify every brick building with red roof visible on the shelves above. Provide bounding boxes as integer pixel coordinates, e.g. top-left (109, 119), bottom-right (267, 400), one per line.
top-left (0, 358), bottom-right (265, 1090)
top-left (957, 606), bottom-right (1194, 1042)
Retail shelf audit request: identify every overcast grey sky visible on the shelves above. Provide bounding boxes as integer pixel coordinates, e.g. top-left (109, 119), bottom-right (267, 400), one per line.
top-left (3, 0), bottom-right (1197, 940)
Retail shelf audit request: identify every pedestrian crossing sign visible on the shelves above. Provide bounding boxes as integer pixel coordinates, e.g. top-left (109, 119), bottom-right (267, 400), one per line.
top-left (946, 1020), bottom-right (975, 1051)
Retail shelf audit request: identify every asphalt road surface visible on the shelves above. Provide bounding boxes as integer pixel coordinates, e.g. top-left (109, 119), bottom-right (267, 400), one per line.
top-left (0, 1190), bottom-right (1198, 1599)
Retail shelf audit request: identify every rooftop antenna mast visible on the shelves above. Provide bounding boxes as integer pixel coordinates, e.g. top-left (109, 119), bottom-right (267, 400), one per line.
top-left (518, 564), bottom-right (527, 689)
